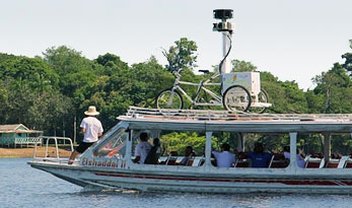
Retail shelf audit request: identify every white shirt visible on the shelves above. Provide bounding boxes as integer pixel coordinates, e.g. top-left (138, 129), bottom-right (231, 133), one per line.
top-left (80, 116), bottom-right (103, 143)
top-left (212, 151), bottom-right (235, 168)
top-left (284, 152), bottom-right (305, 168)
top-left (134, 141), bottom-right (152, 164)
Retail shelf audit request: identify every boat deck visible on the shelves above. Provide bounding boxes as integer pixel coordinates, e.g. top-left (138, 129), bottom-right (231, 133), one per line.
top-left (124, 106), bottom-right (352, 122)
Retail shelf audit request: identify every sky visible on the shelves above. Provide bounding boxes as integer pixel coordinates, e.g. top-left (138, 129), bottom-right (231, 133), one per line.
top-left (1, 0), bottom-right (352, 90)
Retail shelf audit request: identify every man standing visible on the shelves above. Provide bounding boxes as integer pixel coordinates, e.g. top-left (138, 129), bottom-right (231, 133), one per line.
top-left (68, 106), bottom-right (104, 165)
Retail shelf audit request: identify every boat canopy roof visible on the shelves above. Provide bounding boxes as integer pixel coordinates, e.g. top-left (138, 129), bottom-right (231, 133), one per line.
top-left (116, 107), bottom-right (352, 133)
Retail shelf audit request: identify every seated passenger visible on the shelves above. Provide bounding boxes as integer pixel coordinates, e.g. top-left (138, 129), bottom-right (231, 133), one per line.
top-left (283, 146), bottom-right (305, 168)
top-left (234, 151), bottom-right (250, 167)
top-left (133, 132), bottom-right (152, 164)
top-left (331, 152), bottom-right (342, 159)
top-left (179, 146), bottom-right (196, 165)
top-left (144, 138), bottom-right (162, 164)
top-left (248, 142), bottom-right (272, 168)
top-left (212, 143), bottom-right (235, 168)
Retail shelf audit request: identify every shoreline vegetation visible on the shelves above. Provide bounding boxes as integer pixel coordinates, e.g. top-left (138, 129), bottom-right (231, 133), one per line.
top-left (1, 42), bottom-right (352, 155)
top-left (0, 147), bottom-right (72, 158)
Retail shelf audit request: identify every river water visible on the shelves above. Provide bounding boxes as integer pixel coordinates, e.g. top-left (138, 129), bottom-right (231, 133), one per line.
top-left (1, 158), bottom-right (352, 208)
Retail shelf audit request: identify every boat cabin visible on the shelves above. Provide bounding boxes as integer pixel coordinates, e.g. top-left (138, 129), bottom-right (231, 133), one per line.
top-left (80, 107), bottom-right (352, 171)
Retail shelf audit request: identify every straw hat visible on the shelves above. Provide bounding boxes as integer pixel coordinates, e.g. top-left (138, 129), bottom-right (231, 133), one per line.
top-left (84, 106), bottom-right (100, 116)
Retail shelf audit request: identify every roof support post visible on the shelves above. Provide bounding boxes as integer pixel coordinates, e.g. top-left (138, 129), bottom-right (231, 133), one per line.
top-left (205, 131), bottom-right (213, 169)
top-left (125, 129), bottom-right (133, 168)
top-left (289, 132), bottom-right (297, 170)
top-left (323, 133), bottom-right (331, 165)
top-left (241, 134), bottom-right (246, 152)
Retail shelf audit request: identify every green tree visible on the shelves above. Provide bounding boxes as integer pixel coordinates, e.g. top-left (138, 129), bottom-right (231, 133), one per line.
top-left (95, 53), bottom-right (129, 76)
top-left (160, 132), bottom-right (206, 156)
top-left (27, 91), bottom-right (73, 134)
top-left (231, 59), bottom-right (257, 72)
top-left (129, 56), bottom-right (174, 107)
top-left (163, 37), bottom-right (198, 72)
top-left (42, 46), bottom-right (108, 137)
top-left (0, 54), bottom-right (58, 91)
top-left (0, 80), bottom-right (9, 123)
top-left (342, 40), bottom-right (352, 73)
top-left (311, 63), bottom-right (352, 113)
top-left (42, 46), bottom-right (102, 104)
top-left (93, 55), bottom-right (173, 129)
top-left (261, 71), bottom-right (308, 113)
top-left (0, 53), bottom-right (66, 131)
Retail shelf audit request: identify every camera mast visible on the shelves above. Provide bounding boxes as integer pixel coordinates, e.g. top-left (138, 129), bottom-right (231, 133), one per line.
top-left (213, 9), bottom-right (234, 74)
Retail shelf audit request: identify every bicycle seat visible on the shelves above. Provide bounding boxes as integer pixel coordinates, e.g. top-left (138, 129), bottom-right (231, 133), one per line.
top-left (198, 70), bottom-right (210, 74)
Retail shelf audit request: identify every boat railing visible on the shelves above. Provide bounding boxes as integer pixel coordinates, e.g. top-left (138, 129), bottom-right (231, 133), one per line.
top-left (33, 136), bottom-right (74, 163)
top-left (14, 137), bottom-right (42, 148)
top-left (158, 156), bottom-right (205, 166)
top-left (126, 106), bottom-right (352, 122)
top-left (304, 156), bottom-right (325, 168)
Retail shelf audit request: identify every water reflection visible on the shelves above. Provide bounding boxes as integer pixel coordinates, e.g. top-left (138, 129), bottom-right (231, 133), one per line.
top-left (1, 158), bottom-right (351, 208)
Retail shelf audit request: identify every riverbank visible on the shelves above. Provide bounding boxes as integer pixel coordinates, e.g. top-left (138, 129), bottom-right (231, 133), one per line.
top-left (0, 147), bottom-right (72, 158)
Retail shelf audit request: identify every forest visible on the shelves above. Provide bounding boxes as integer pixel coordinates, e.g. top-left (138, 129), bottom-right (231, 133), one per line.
top-left (1, 37), bottom-right (352, 154)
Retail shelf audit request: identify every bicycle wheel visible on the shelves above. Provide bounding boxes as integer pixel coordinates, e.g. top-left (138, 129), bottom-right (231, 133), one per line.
top-left (222, 85), bottom-right (251, 112)
top-left (248, 89), bottom-right (269, 114)
top-left (156, 89), bottom-right (183, 110)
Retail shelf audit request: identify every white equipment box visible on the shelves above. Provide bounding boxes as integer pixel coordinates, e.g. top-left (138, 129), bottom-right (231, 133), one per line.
top-left (221, 72), bottom-right (261, 95)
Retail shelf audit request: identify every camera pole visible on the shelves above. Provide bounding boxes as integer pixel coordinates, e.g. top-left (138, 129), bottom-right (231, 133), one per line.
top-left (221, 27), bottom-right (232, 74)
top-left (213, 9), bottom-right (234, 74)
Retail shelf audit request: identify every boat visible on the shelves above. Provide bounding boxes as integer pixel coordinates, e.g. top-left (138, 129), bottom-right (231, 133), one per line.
top-left (28, 106), bottom-right (352, 194)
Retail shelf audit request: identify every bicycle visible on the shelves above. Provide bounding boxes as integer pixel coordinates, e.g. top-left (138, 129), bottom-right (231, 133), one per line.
top-left (155, 69), bottom-right (270, 113)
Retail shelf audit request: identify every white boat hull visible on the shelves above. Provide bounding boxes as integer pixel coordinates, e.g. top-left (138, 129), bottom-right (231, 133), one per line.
top-left (29, 161), bottom-right (352, 194)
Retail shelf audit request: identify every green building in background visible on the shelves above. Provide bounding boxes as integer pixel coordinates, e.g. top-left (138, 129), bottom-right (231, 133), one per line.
top-left (0, 124), bottom-right (43, 147)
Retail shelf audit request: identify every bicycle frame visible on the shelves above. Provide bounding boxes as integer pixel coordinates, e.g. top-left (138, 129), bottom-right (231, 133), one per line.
top-left (170, 71), bottom-right (223, 106)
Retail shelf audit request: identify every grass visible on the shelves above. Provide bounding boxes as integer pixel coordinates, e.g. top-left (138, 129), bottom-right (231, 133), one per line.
top-left (0, 146), bottom-right (72, 158)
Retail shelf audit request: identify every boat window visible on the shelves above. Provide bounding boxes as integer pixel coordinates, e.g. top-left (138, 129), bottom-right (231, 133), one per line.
top-left (92, 128), bottom-right (127, 158)
top-left (299, 132), bottom-right (352, 168)
top-left (211, 132), bottom-right (290, 168)
top-left (131, 130), bottom-right (206, 166)
top-left (330, 133), bottom-right (352, 157)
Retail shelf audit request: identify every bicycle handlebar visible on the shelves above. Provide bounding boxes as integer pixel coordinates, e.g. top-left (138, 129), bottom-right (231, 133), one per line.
top-left (198, 69), bottom-right (210, 74)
